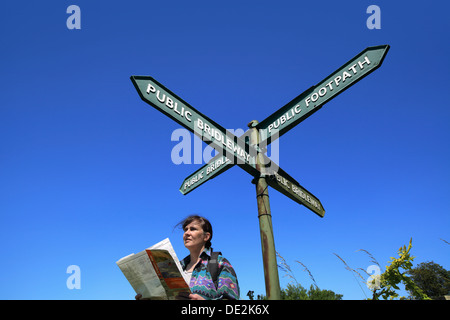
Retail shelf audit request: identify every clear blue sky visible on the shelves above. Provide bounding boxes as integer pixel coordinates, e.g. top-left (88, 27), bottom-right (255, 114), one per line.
top-left (1, 1), bottom-right (449, 300)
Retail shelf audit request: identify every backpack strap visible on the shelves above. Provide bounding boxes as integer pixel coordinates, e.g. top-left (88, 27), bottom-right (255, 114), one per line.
top-left (207, 249), bottom-right (222, 289)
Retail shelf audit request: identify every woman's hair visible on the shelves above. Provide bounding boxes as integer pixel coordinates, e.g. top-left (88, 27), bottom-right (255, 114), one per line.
top-left (177, 215), bottom-right (213, 248)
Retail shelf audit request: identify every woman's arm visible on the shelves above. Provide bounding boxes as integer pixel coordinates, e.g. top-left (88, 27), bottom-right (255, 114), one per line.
top-left (215, 257), bottom-right (240, 300)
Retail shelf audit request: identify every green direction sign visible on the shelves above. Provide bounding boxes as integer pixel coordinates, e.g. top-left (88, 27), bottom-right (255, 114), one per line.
top-left (179, 129), bottom-right (254, 195)
top-left (266, 166), bottom-right (325, 218)
top-left (180, 45), bottom-right (390, 195)
top-left (180, 153), bottom-right (234, 195)
top-left (180, 150), bottom-right (325, 217)
top-left (131, 76), bottom-right (322, 215)
top-left (257, 45), bottom-right (390, 145)
top-left (131, 76), bottom-right (273, 179)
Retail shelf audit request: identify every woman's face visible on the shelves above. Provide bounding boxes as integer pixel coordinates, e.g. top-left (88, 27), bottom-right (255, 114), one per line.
top-left (183, 220), bottom-right (210, 250)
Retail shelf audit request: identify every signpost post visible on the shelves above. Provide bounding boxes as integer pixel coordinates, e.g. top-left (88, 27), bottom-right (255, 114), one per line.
top-left (248, 120), bottom-right (281, 300)
top-left (130, 45), bottom-right (389, 300)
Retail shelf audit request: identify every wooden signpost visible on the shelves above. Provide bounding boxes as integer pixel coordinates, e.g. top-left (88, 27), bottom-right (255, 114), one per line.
top-left (131, 45), bottom-right (390, 299)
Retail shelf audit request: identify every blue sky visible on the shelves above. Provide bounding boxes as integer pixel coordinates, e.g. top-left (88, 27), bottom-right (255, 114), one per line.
top-left (1, 1), bottom-right (449, 300)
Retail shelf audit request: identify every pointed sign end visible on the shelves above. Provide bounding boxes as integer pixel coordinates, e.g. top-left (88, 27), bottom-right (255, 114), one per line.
top-left (179, 187), bottom-right (188, 196)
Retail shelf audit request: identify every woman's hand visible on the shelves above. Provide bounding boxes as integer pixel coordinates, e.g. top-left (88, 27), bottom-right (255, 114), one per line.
top-left (176, 292), bottom-right (205, 300)
top-left (189, 293), bottom-right (205, 300)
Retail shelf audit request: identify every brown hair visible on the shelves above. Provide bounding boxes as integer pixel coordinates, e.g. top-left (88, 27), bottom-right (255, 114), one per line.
top-left (177, 215), bottom-right (213, 248)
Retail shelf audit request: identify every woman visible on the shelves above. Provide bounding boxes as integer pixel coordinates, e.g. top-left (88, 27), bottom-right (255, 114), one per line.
top-left (136, 215), bottom-right (239, 300)
top-left (178, 215), bottom-right (240, 300)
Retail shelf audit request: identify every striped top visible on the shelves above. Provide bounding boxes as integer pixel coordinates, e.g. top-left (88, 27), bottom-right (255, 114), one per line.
top-left (180, 247), bottom-right (240, 300)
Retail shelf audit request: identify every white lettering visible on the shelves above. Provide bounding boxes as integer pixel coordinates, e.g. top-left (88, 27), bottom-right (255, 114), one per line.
top-left (181, 304), bottom-right (215, 317)
top-left (342, 71), bottom-right (352, 82)
top-left (326, 81), bottom-right (334, 91)
top-left (273, 119), bottom-right (280, 130)
top-left (204, 123), bottom-right (211, 136)
top-left (145, 85), bottom-right (192, 122)
top-left (286, 110), bottom-right (293, 120)
top-left (334, 75), bottom-right (342, 86)
top-left (214, 130), bottom-right (221, 141)
top-left (184, 171), bottom-right (204, 189)
top-left (166, 97), bottom-right (174, 109)
top-left (156, 90), bottom-right (165, 103)
top-left (173, 103), bottom-right (183, 115)
top-left (197, 119), bottom-right (204, 130)
top-left (275, 173), bottom-right (322, 210)
top-left (305, 97), bottom-right (311, 107)
top-left (349, 64), bottom-right (358, 74)
top-left (146, 84), bottom-right (156, 94)
top-left (226, 138), bottom-right (233, 150)
top-left (225, 304), bottom-right (269, 315)
top-left (318, 87), bottom-right (327, 97)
